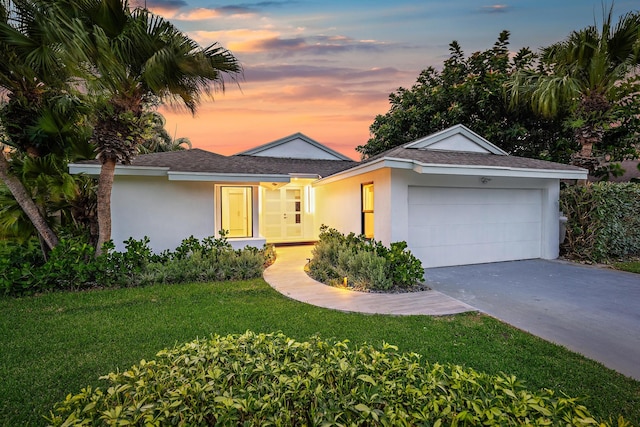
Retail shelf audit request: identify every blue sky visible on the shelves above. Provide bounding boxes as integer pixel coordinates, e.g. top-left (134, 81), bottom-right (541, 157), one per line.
top-left (134, 0), bottom-right (639, 158)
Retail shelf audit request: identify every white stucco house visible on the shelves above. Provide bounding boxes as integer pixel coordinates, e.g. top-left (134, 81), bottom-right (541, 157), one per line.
top-left (69, 125), bottom-right (587, 268)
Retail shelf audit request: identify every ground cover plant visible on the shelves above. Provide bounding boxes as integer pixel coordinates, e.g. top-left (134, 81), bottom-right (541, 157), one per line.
top-left (1, 280), bottom-right (638, 426)
top-left (308, 226), bottom-right (425, 291)
top-left (48, 331), bottom-right (627, 426)
top-left (0, 233), bottom-right (275, 296)
top-left (614, 260), bottom-right (640, 274)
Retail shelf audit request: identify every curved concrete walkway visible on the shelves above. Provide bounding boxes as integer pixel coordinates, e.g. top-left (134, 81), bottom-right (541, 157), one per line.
top-left (263, 245), bottom-right (475, 316)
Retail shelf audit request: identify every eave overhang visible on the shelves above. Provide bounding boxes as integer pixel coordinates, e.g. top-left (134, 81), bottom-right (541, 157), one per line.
top-left (314, 157), bottom-right (588, 186)
top-left (68, 163), bottom-right (322, 183)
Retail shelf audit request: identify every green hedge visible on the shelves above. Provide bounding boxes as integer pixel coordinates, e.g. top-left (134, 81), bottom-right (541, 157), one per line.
top-left (46, 331), bottom-right (626, 426)
top-left (560, 182), bottom-right (640, 262)
top-left (0, 235), bottom-right (275, 296)
top-left (308, 226), bottom-right (424, 291)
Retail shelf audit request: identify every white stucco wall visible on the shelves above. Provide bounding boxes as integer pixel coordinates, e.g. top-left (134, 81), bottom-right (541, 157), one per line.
top-left (315, 168), bottom-right (562, 265)
top-left (314, 168), bottom-right (393, 243)
top-left (111, 176), bottom-right (215, 252)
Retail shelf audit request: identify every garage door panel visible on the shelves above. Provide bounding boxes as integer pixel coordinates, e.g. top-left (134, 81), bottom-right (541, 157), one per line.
top-left (409, 187), bottom-right (540, 206)
top-left (409, 204), bottom-right (539, 226)
top-left (410, 222), bottom-right (541, 246)
top-left (413, 241), bottom-right (540, 268)
top-left (408, 187), bottom-right (542, 268)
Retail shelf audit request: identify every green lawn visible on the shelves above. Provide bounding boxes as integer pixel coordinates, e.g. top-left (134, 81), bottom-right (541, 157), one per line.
top-left (614, 260), bottom-right (640, 274)
top-left (1, 279), bottom-right (639, 426)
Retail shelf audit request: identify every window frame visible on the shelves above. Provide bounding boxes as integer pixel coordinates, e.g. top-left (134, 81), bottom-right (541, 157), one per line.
top-left (361, 182), bottom-right (374, 239)
top-left (220, 186), bottom-right (253, 238)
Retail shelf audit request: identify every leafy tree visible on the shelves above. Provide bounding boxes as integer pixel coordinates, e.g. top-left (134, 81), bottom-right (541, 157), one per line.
top-left (0, 0), bottom-right (82, 251)
top-left (139, 111), bottom-right (192, 154)
top-left (59, 0), bottom-right (241, 254)
top-left (359, 31), bottom-right (575, 162)
top-left (507, 6), bottom-right (640, 172)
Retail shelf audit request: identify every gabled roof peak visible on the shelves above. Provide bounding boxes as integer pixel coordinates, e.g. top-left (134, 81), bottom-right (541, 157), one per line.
top-left (403, 124), bottom-right (508, 156)
top-left (236, 132), bottom-right (352, 161)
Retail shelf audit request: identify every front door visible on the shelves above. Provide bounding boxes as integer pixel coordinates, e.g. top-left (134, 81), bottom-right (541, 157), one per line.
top-left (263, 187), bottom-right (303, 241)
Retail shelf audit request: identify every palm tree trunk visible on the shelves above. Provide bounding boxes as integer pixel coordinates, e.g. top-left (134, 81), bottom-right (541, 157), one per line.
top-left (0, 150), bottom-right (59, 250)
top-left (95, 158), bottom-right (116, 256)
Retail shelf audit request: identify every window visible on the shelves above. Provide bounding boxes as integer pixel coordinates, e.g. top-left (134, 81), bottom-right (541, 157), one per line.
top-left (221, 186), bottom-right (252, 238)
top-left (361, 183), bottom-right (374, 239)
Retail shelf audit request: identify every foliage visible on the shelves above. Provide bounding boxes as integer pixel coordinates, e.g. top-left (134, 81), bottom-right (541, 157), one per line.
top-left (308, 225), bottom-right (424, 291)
top-left (613, 261), bottom-right (640, 274)
top-left (0, 233), bottom-right (273, 296)
top-left (47, 331), bottom-right (629, 426)
top-left (507, 7), bottom-right (640, 172)
top-left (359, 31), bottom-right (575, 162)
top-left (0, 0), bottom-right (88, 251)
top-left (0, 151), bottom-right (96, 245)
top-left (2, 280), bottom-right (639, 426)
top-left (560, 182), bottom-right (640, 262)
top-left (54, 0), bottom-right (242, 253)
top-left (139, 111), bottom-right (192, 153)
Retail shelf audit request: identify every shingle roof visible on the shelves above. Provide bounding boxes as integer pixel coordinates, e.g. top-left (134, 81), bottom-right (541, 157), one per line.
top-left (79, 149), bottom-right (357, 177)
top-left (365, 145), bottom-right (585, 172)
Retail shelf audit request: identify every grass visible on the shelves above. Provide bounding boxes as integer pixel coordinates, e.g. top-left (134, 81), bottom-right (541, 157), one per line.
top-left (1, 279), bottom-right (639, 426)
top-left (614, 260), bottom-right (640, 274)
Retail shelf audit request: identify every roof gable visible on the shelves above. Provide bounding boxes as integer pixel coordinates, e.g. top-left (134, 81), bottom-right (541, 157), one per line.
top-left (404, 124), bottom-right (508, 155)
top-left (68, 148), bottom-right (356, 181)
top-left (236, 132), bottom-right (352, 161)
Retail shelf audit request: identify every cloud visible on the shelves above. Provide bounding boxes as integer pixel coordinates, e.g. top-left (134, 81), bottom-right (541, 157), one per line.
top-left (245, 64), bottom-right (405, 83)
top-left (132, 0), bottom-right (186, 14)
top-left (160, 1), bottom-right (297, 20)
top-left (173, 8), bottom-right (224, 20)
top-left (481, 4), bottom-right (510, 13)
top-left (232, 35), bottom-right (387, 56)
top-left (217, 1), bottom-right (300, 12)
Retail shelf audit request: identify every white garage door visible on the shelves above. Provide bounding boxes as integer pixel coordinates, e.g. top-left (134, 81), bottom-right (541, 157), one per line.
top-left (408, 187), bottom-right (542, 268)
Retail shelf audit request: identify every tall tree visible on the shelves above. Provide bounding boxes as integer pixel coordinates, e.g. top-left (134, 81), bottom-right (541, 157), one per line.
top-left (139, 111), bottom-right (192, 154)
top-left (0, 0), bottom-right (75, 250)
top-left (359, 31), bottom-right (574, 161)
top-left (59, 0), bottom-right (241, 254)
top-left (507, 6), bottom-right (640, 171)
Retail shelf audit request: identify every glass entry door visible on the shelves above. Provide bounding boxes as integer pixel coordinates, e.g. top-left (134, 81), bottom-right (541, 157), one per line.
top-left (263, 187), bottom-right (303, 241)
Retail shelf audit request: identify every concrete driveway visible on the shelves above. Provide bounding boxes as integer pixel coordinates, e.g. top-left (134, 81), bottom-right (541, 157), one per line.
top-left (425, 260), bottom-right (640, 380)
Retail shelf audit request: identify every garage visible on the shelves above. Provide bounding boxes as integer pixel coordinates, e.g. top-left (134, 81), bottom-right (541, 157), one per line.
top-left (408, 186), bottom-right (543, 268)
top-left (314, 124), bottom-right (588, 268)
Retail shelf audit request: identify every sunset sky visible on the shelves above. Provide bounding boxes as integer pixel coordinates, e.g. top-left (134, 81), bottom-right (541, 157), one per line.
top-left (133, 0), bottom-right (638, 160)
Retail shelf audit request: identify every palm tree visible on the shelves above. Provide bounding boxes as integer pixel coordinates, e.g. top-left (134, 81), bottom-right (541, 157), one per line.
top-left (507, 6), bottom-right (640, 169)
top-left (139, 111), bottom-right (192, 153)
top-left (60, 0), bottom-right (241, 254)
top-left (0, 0), bottom-right (76, 250)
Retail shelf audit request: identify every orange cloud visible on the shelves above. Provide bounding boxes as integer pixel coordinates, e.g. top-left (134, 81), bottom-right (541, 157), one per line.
top-left (173, 8), bottom-right (223, 20)
top-left (191, 29), bottom-right (280, 52)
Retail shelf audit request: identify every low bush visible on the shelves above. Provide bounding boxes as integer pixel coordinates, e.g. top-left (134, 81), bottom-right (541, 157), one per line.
top-left (1, 234), bottom-right (275, 296)
top-left (46, 331), bottom-right (627, 426)
top-left (308, 226), bottom-right (424, 291)
top-left (560, 182), bottom-right (640, 262)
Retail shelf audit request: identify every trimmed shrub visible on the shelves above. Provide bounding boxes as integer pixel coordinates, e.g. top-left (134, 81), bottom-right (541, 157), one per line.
top-left (46, 331), bottom-right (626, 426)
top-left (560, 182), bottom-right (640, 262)
top-left (308, 226), bottom-right (424, 291)
top-left (0, 238), bottom-right (46, 294)
top-left (1, 234), bottom-right (275, 296)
